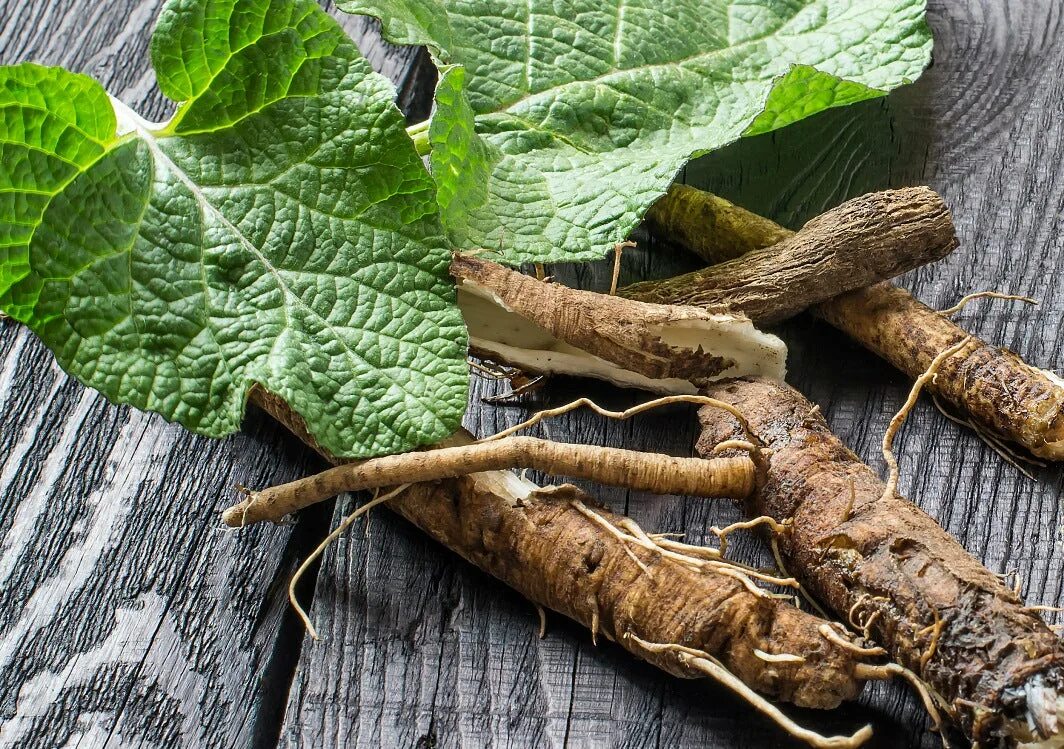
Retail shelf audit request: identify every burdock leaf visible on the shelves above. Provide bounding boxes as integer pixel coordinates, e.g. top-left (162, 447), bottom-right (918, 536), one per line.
top-left (0, 0), bottom-right (469, 459)
top-left (343, 0), bottom-right (932, 264)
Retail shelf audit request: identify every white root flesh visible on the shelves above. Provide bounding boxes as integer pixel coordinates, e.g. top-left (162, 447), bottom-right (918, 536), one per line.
top-left (456, 262), bottom-right (787, 395)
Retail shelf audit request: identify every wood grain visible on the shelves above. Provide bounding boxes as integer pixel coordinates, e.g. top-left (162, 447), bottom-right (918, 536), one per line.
top-left (1, 1), bottom-right (1063, 748)
top-left (0, 3), bottom-right (424, 748)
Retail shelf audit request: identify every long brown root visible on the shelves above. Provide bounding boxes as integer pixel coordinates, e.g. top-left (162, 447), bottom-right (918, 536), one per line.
top-left (818, 283), bottom-right (1064, 461)
top-left (223, 437), bottom-right (755, 526)
top-left (248, 389), bottom-right (880, 717)
top-left (697, 377), bottom-right (1064, 746)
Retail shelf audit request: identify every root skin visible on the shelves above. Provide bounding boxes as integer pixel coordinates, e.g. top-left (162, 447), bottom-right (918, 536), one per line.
top-left (622, 187), bottom-right (957, 325)
top-left (817, 283), bottom-right (1064, 460)
top-left (696, 377), bottom-right (1064, 746)
top-left (452, 254), bottom-right (787, 392)
top-left (641, 184), bottom-right (1064, 462)
top-left (248, 387), bottom-right (871, 711)
top-left (222, 436), bottom-right (755, 526)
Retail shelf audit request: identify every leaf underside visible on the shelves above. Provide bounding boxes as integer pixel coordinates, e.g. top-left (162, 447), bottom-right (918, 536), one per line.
top-left (343, 0), bottom-right (933, 264)
top-left (0, 0), bottom-right (469, 459)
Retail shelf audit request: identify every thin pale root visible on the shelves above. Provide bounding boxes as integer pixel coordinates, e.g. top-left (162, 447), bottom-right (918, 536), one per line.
top-left (938, 291), bottom-right (1037, 318)
top-left (629, 635), bottom-right (874, 749)
top-left (818, 624), bottom-right (887, 657)
top-left (754, 649), bottom-right (807, 664)
top-left (609, 241), bottom-right (636, 296)
top-left (881, 337), bottom-right (973, 501)
top-left (856, 663), bottom-right (952, 743)
top-left (289, 485), bottom-right (409, 640)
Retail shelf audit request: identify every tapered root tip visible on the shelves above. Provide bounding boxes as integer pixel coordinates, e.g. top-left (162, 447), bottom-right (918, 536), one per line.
top-left (221, 503), bottom-right (248, 527)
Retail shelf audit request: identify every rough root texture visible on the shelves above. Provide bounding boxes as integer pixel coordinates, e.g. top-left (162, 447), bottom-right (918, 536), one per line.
top-left (696, 377), bottom-right (1064, 746)
top-left (451, 254), bottom-right (787, 392)
top-left (621, 187), bottom-right (958, 325)
top-left (392, 475), bottom-right (866, 710)
top-left (817, 283), bottom-right (1064, 461)
top-left (645, 184), bottom-right (793, 265)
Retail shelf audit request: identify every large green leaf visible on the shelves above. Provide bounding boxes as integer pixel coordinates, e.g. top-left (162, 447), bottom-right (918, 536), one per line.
top-left (0, 0), bottom-right (469, 459)
top-left (343, 0), bottom-right (932, 264)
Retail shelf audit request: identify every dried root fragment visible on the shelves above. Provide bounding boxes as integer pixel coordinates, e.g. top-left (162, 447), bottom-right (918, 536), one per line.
top-left (452, 254), bottom-right (787, 394)
top-left (641, 184), bottom-right (1064, 462)
top-left (624, 187), bottom-right (958, 324)
top-left (697, 377), bottom-right (1064, 747)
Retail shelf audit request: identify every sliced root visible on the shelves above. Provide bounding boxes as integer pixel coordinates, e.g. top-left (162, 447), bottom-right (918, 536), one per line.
top-left (289, 484), bottom-right (409, 640)
top-left (628, 635), bottom-right (874, 749)
top-left (937, 291), bottom-right (1038, 318)
top-left (881, 336), bottom-right (973, 500)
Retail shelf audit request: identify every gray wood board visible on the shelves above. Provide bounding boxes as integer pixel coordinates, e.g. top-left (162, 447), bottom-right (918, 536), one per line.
top-left (0, 1), bottom-right (1061, 748)
top-left (0, 3), bottom-right (424, 748)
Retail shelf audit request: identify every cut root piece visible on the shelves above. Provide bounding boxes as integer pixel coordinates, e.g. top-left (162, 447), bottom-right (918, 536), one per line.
top-left (628, 635), bottom-right (874, 749)
top-left (452, 254), bottom-right (787, 395)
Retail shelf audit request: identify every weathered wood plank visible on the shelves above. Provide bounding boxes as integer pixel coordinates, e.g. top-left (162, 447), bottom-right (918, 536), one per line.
top-left (4, 0), bottom-right (1064, 747)
top-left (0, 3), bottom-right (422, 748)
top-left (279, 2), bottom-right (1064, 748)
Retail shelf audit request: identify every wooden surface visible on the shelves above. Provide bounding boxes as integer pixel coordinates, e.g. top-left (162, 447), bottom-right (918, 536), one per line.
top-left (1, 1), bottom-right (1062, 747)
